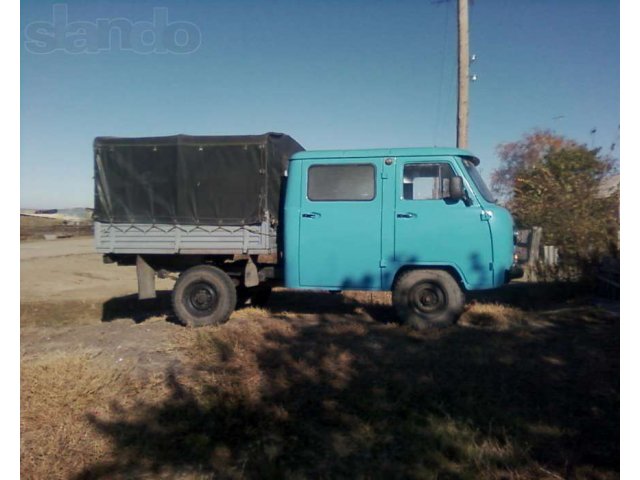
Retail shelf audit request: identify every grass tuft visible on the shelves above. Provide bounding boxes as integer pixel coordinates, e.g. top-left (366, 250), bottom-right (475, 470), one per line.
top-left (458, 302), bottom-right (529, 330)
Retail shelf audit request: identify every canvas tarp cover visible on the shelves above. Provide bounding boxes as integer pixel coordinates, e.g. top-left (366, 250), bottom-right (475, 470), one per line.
top-left (94, 133), bottom-right (304, 225)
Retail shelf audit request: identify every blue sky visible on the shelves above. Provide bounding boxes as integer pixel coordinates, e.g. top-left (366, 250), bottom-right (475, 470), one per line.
top-left (21, 0), bottom-right (619, 208)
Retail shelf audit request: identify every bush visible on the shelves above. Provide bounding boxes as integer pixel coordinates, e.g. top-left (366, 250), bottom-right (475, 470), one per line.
top-left (493, 131), bottom-right (619, 280)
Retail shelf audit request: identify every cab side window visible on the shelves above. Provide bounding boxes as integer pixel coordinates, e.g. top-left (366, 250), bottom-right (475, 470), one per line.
top-left (308, 164), bottom-right (375, 201)
top-left (403, 163), bottom-right (455, 200)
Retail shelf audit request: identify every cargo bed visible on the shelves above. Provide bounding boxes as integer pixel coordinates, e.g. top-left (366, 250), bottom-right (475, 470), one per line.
top-left (94, 221), bottom-right (277, 255)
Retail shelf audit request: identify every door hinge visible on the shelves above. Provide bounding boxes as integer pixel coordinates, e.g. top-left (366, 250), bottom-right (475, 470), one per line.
top-left (480, 210), bottom-right (493, 221)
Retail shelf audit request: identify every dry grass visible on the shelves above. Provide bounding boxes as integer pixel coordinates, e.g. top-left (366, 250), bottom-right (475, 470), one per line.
top-left (20, 351), bottom-right (167, 479)
top-left (458, 302), bottom-right (529, 330)
top-left (21, 286), bottom-right (619, 479)
top-left (21, 300), bottom-right (104, 326)
top-left (343, 290), bottom-right (392, 304)
top-left (20, 215), bottom-right (93, 241)
top-left (20, 215), bottom-right (61, 228)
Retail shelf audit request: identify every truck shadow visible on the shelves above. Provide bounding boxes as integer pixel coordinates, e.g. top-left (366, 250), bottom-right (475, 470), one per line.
top-left (100, 281), bottom-right (593, 327)
top-left (101, 289), bottom-right (394, 325)
top-left (78, 297), bottom-right (619, 479)
top-left (101, 291), bottom-right (176, 324)
top-left (466, 281), bottom-right (594, 310)
top-left (267, 289), bottom-right (394, 323)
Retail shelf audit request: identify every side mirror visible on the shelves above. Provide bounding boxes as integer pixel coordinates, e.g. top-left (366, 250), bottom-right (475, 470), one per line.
top-left (449, 176), bottom-right (465, 201)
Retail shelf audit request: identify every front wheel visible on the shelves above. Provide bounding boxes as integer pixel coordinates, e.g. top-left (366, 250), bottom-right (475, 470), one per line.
top-left (172, 265), bottom-right (237, 327)
top-left (392, 269), bottom-right (465, 329)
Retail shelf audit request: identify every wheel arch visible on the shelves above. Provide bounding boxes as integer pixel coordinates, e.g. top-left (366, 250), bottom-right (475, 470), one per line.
top-left (391, 264), bottom-right (469, 292)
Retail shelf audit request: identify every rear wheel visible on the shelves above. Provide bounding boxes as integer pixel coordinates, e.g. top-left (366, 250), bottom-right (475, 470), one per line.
top-left (172, 265), bottom-right (236, 327)
top-left (392, 269), bottom-right (464, 329)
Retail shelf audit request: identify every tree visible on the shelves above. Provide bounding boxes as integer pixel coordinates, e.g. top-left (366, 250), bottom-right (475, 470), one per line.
top-left (498, 132), bottom-right (619, 277)
top-left (492, 130), bottom-right (579, 200)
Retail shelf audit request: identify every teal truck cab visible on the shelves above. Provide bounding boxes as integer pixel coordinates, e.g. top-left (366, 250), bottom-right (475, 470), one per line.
top-left (283, 147), bottom-right (520, 328)
top-left (94, 134), bottom-right (520, 329)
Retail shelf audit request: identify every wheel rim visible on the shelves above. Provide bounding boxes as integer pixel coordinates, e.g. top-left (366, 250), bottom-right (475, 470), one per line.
top-left (184, 281), bottom-right (219, 316)
top-left (409, 281), bottom-right (447, 315)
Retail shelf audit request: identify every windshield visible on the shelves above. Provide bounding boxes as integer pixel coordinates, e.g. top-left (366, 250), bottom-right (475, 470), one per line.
top-left (462, 158), bottom-right (496, 203)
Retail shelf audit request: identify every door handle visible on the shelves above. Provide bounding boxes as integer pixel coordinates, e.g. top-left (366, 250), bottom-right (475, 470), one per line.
top-left (302, 212), bottom-right (321, 218)
top-left (397, 212), bottom-right (417, 219)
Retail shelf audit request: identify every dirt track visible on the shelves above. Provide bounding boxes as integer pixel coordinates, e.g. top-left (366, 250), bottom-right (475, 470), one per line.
top-left (21, 237), bottom-right (182, 376)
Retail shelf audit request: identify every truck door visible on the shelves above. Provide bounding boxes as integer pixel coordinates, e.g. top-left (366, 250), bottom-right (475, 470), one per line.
top-left (393, 157), bottom-right (494, 289)
top-left (298, 159), bottom-right (382, 289)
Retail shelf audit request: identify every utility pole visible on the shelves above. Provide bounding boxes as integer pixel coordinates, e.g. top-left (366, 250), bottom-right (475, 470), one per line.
top-left (456, 0), bottom-right (469, 149)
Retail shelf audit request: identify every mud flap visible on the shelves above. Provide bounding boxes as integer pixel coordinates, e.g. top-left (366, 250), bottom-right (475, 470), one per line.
top-left (244, 258), bottom-right (260, 288)
top-left (136, 255), bottom-right (156, 300)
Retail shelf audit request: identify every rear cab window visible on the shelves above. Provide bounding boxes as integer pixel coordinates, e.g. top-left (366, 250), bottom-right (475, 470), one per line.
top-left (307, 164), bottom-right (376, 201)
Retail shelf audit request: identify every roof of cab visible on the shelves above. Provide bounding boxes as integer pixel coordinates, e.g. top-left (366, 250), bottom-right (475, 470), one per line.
top-left (290, 146), bottom-right (477, 161)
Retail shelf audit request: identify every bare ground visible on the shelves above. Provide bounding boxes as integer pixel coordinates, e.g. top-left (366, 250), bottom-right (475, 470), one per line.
top-left (21, 238), bottom-right (181, 378)
top-left (21, 238), bottom-right (620, 479)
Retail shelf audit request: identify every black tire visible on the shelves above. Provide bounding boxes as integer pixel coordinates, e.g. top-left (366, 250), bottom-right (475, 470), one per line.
top-left (172, 265), bottom-right (237, 327)
top-left (392, 269), bottom-right (465, 329)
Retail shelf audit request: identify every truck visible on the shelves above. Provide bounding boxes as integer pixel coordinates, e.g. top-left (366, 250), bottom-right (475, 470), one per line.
top-left (94, 132), bottom-right (522, 329)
